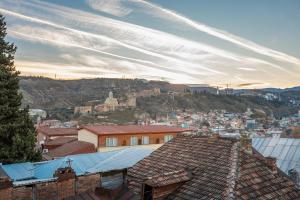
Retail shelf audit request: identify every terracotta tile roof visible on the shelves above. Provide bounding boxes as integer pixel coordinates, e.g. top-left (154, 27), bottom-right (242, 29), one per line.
top-left (235, 152), bottom-right (300, 200)
top-left (145, 169), bottom-right (192, 187)
top-left (43, 141), bottom-right (96, 160)
top-left (38, 127), bottom-right (78, 137)
top-left (80, 125), bottom-right (192, 136)
top-left (127, 135), bottom-right (300, 199)
top-left (44, 137), bottom-right (77, 146)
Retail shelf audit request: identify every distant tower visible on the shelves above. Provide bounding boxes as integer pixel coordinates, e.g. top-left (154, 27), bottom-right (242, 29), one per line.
top-left (109, 91), bottom-right (113, 99)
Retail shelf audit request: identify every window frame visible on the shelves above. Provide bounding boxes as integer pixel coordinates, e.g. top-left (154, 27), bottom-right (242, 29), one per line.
top-left (106, 137), bottom-right (118, 147)
top-left (130, 136), bottom-right (138, 146)
top-left (142, 136), bottom-right (150, 145)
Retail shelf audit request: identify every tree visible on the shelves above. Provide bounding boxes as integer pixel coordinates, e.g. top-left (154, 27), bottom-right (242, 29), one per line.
top-left (0, 15), bottom-right (41, 163)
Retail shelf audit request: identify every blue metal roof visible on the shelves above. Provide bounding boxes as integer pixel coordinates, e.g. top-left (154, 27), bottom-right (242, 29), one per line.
top-left (1, 146), bottom-right (153, 186)
top-left (252, 137), bottom-right (300, 185)
top-left (1, 162), bottom-right (35, 181)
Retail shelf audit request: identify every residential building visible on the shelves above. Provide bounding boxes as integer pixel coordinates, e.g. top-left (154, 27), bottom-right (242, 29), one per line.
top-left (74, 106), bottom-right (93, 115)
top-left (263, 92), bottom-right (279, 101)
top-left (37, 127), bottom-right (78, 146)
top-left (185, 84), bottom-right (218, 94)
top-left (43, 137), bottom-right (77, 150)
top-left (42, 140), bottom-right (96, 160)
top-left (246, 119), bottom-right (256, 129)
top-left (78, 125), bottom-right (191, 152)
top-left (127, 135), bottom-right (300, 199)
top-left (28, 109), bottom-right (47, 123)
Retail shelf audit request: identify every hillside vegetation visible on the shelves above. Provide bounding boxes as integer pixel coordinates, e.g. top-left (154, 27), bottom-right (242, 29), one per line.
top-left (137, 93), bottom-right (295, 118)
top-left (19, 76), bottom-right (168, 109)
top-left (19, 77), bottom-right (299, 119)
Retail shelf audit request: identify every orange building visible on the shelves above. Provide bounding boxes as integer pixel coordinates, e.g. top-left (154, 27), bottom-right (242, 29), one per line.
top-left (78, 125), bottom-right (192, 152)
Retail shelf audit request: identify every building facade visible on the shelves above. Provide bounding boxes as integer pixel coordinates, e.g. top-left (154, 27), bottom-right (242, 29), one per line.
top-left (78, 125), bottom-right (191, 152)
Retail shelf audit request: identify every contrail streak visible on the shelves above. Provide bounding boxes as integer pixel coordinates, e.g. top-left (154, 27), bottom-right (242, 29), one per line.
top-left (137, 0), bottom-right (300, 65)
top-left (0, 7), bottom-right (223, 75)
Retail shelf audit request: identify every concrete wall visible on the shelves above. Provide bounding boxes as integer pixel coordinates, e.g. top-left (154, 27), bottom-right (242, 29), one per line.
top-left (78, 129), bottom-right (98, 148)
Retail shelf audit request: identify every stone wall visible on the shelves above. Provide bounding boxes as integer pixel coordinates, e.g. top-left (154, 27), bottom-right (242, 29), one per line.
top-left (12, 186), bottom-right (33, 200)
top-left (0, 187), bottom-right (12, 200)
top-left (36, 181), bottom-right (58, 200)
top-left (77, 173), bottom-right (100, 194)
top-left (0, 170), bottom-right (104, 200)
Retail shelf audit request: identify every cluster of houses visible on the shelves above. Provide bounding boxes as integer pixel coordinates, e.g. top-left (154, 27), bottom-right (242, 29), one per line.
top-left (14, 89), bottom-right (300, 199)
top-left (151, 108), bottom-right (300, 139)
top-left (0, 126), bottom-right (300, 200)
top-left (36, 124), bottom-right (192, 160)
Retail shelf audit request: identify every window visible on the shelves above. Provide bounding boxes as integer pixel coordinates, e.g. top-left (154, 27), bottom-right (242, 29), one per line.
top-left (143, 184), bottom-right (153, 200)
top-left (164, 135), bottom-right (173, 143)
top-left (106, 137), bottom-right (117, 147)
top-left (142, 136), bottom-right (149, 145)
top-left (130, 136), bottom-right (138, 146)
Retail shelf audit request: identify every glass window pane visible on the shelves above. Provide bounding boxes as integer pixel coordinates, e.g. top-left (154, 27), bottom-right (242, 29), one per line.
top-left (142, 136), bottom-right (149, 145)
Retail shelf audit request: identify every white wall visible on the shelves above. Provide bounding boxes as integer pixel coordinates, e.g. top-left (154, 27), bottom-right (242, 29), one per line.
top-left (78, 129), bottom-right (98, 148)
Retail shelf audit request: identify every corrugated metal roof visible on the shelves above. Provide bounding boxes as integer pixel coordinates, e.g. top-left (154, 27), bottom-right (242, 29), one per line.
top-left (252, 137), bottom-right (300, 184)
top-left (1, 146), bottom-right (153, 186)
top-left (1, 162), bottom-right (35, 181)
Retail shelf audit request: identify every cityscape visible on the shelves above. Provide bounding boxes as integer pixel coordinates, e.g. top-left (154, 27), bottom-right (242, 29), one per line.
top-left (0, 1), bottom-right (300, 200)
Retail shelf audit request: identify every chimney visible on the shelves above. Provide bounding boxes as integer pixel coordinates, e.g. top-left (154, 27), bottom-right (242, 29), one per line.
top-left (54, 167), bottom-right (76, 200)
top-left (211, 133), bottom-right (220, 139)
top-left (240, 136), bottom-right (252, 153)
top-left (265, 157), bottom-right (277, 173)
top-left (0, 176), bottom-right (13, 200)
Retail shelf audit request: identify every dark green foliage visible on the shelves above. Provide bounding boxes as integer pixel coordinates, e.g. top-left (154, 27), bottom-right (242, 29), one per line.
top-left (0, 15), bottom-right (41, 163)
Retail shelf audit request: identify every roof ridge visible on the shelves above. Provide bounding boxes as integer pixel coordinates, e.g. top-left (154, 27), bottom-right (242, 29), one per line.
top-left (223, 141), bottom-right (240, 200)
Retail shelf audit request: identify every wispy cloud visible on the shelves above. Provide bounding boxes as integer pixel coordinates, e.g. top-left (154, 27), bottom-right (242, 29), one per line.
top-left (135, 0), bottom-right (300, 65)
top-left (86, 0), bottom-right (132, 17)
top-left (0, 0), bottom-right (299, 88)
top-left (238, 67), bottom-right (257, 71)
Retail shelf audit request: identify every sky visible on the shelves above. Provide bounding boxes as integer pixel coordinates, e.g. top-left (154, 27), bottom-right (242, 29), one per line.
top-left (0, 0), bottom-right (300, 88)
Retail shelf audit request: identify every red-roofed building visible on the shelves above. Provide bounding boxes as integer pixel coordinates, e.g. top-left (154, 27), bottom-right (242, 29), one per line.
top-left (37, 127), bottom-right (78, 146)
top-left (44, 137), bottom-right (77, 150)
top-left (42, 140), bottom-right (96, 160)
top-left (78, 125), bottom-right (192, 152)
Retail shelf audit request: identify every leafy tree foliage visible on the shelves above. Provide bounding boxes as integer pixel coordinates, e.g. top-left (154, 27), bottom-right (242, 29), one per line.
top-left (0, 15), bottom-right (41, 163)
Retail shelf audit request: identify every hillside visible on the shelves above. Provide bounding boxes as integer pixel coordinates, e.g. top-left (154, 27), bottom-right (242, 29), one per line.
top-left (19, 77), bottom-right (299, 119)
top-left (19, 76), bottom-right (169, 109)
top-left (137, 93), bottom-right (295, 118)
